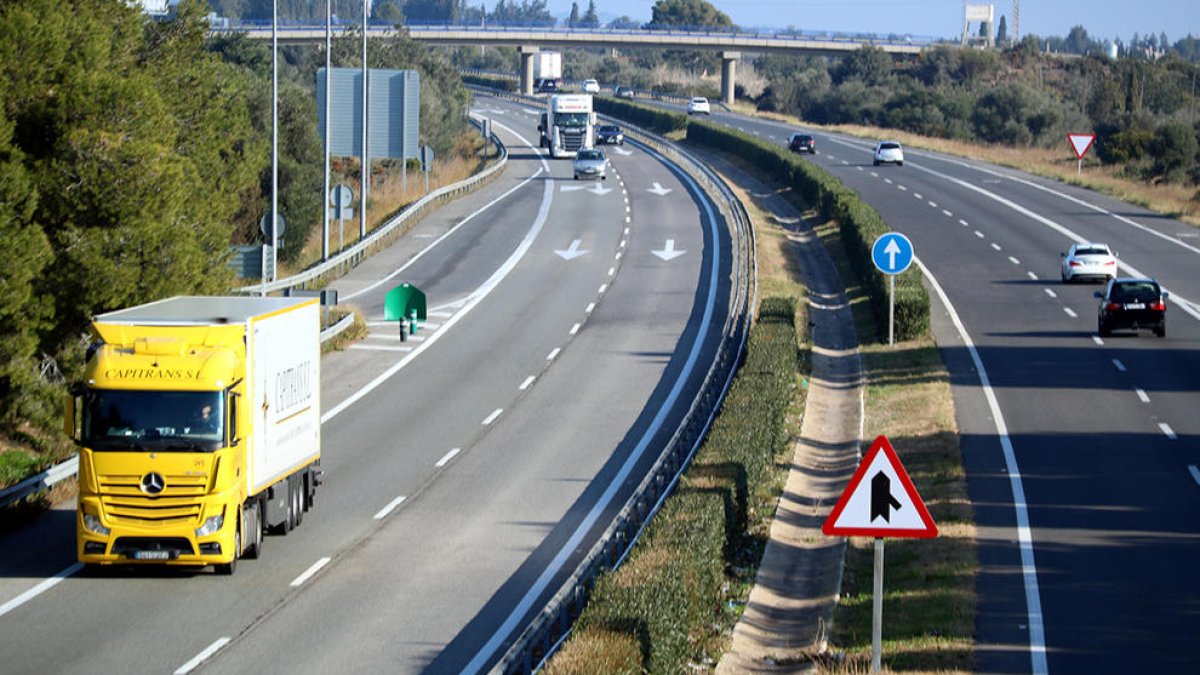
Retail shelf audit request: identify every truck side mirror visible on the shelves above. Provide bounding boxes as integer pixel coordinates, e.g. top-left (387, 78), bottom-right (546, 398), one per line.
top-left (228, 392), bottom-right (240, 445)
top-left (64, 392), bottom-right (78, 441)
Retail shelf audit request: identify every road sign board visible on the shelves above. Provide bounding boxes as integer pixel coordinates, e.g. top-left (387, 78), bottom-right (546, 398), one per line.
top-left (822, 435), bottom-right (938, 538)
top-left (259, 212), bottom-right (286, 241)
top-left (331, 184), bottom-right (353, 208)
top-left (871, 232), bottom-right (914, 275)
top-left (1068, 133), bottom-right (1096, 160)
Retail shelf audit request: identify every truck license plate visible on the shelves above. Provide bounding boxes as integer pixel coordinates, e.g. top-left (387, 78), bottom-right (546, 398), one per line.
top-left (132, 550), bottom-right (171, 560)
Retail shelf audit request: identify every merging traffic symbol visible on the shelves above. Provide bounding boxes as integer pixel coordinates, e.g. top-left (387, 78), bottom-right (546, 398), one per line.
top-left (561, 183), bottom-right (612, 195)
top-left (555, 239), bottom-right (589, 260)
top-left (647, 182), bottom-right (672, 196)
top-left (822, 435), bottom-right (938, 538)
top-left (652, 239), bottom-right (686, 261)
top-left (612, 147), bottom-right (634, 156)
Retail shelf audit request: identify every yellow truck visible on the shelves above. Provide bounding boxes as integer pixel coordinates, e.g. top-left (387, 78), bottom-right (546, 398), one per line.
top-left (65, 296), bottom-right (322, 574)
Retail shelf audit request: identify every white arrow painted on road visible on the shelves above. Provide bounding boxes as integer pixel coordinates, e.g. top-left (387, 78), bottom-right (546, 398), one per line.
top-left (652, 239), bottom-right (686, 261)
top-left (647, 182), bottom-right (673, 196)
top-left (555, 239), bottom-right (589, 260)
top-left (884, 238), bottom-right (901, 270)
top-left (612, 147), bottom-right (634, 156)
top-left (560, 183), bottom-right (613, 195)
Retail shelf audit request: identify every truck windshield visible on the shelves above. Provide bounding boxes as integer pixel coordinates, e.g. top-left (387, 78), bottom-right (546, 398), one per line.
top-left (83, 389), bottom-right (224, 452)
top-left (554, 112), bottom-right (590, 128)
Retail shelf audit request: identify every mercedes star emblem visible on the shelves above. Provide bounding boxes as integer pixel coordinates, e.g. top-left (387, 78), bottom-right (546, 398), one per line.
top-left (140, 472), bottom-right (165, 495)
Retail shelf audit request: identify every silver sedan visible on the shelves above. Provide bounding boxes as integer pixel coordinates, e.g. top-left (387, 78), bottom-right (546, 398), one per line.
top-left (1061, 243), bottom-right (1118, 283)
top-left (572, 149), bottom-right (608, 180)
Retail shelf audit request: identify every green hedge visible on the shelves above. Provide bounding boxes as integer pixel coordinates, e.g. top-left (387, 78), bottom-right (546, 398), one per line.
top-left (549, 298), bottom-right (799, 673)
top-left (686, 120), bottom-right (930, 341)
top-left (594, 96), bottom-right (689, 136)
top-left (461, 73), bottom-right (517, 92)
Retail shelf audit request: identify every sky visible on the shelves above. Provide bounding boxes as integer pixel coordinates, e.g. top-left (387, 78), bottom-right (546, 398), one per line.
top-left (546, 1), bottom-right (1199, 44)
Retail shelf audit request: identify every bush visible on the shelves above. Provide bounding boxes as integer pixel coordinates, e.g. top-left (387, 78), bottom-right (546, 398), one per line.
top-left (594, 97), bottom-right (688, 135)
top-left (1097, 126), bottom-right (1153, 164)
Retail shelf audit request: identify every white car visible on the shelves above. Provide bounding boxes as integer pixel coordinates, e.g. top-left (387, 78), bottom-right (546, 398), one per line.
top-left (687, 97), bottom-right (711, 115)
top-left (1061, 243), bottom-right (1118, 283)
top-left (873, 141), bottom-right (904, 166)
top-left (582, 79), bottom-right (600, 94)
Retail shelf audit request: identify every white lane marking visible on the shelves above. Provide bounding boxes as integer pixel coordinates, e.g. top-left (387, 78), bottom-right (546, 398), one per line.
top-left (897, 184), bottom-right (906, 190)
top-left (428, 311), bottom-right (453, 319)
top-left (915, 256), bottom-right (1048, 675)
top-left (348, 344), bottom-right (414, 352)
top-left (1160, 423), bottom-right (1177, 440)
top-left (1063, 307), bottom-right (1077, 318)
top-left (1009, 257), bottom-right (1021, 265)
top-left (608, 267), bottom-right (616, 276)
top-left (342, 122), bottom-right (548, 302)
top-left (482, 409), bottom-right (503, 426)
top-left (585, 302), bottom-right (595, 314)
top-left (1135, 388), bottom-right (1150, 403)
top-left (373, 496), bottom-right (407, 520)
top-left (174, 637), bottom-right (231, 675)
top-left (975, 231), bottom-right (985, 239)
top-left (547, 348), bottom-right (561, 361)
top-left (290, 557), bottom-right (331, 587)
top-left (599, 283), bottom-right (608, 294)
top-left (1045, 289), bottom-right (1058, 298)
top-left (915, 193), bottom-right (923, 199)
top-left (435, 448), bottom-right (461, 468)
top-left (519, 376), bottom-right (535, 391)
top-left (1028, 271), bottom-right (1039, 281)
top-left (624, 227), bottom-right (630, 235)
top-left (991, 243), bottom-right (1002, 251)
top-left (857, 166), bottom-right (864, 171)
top-left (0, 562), bottom-right (83, 619)
top-left (322, 154), bottom-right (554, 425)
top-left (1092, 336), bottom-right (1104, 345)
top-left (871, 171), bottom-right (879, 177)
top-left (466, 143), bottom-right (724, 674)
top-left (615, 251), bottom-right (622, 260)
top-left (1113, 359), bottom-right (1127, 372)
top-left (570, 323), bottom-right (581, 335)
top-left (620, 239), bottom-right (627, 248)
top-left (884, 178), bottom-right (894, 184)
top-left (928, 200), bottom-right (938, 208)
top-left (1189, 465), bottom-right (1200, 486)
top-left (943, 209), bottom-right (954, 217)
top-left (959, 219), bottom-right (969, 226)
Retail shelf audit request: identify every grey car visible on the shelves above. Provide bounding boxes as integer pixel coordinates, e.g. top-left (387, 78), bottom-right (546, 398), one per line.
top-left (572, 148), bottom-right (608, 180)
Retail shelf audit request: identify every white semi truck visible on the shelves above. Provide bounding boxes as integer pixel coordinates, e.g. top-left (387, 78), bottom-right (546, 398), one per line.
top-left (538, 94), bottom-right (596, 159)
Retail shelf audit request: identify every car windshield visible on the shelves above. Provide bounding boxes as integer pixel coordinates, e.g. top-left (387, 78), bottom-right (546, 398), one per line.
top-left (1110, 282), bottom-right (1159, 303)
top-left (599, 125), bottom-right (619, 133)
top-left (555, 112), bottom-right (590, 128)
top-left (577, 150), bottom-right (603, 161)
top-left (692, 98), bottom-right (706, 103)
top-left (1076, 247), bottom-right (1110, 256)
top-left (82, 389), bottom-right (225, 451)
top-left (879, 142), bottom-right (901, 150)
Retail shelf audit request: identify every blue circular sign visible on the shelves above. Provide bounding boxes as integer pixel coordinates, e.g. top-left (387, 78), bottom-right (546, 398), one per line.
top-left (871, 233), bottom-right (914, 275)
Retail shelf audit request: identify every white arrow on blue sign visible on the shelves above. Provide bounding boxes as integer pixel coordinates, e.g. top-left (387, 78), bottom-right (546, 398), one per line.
top-left (871, 232), bottom-right (914, 275)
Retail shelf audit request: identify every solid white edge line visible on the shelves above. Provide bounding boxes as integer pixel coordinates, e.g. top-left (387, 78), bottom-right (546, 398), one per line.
top-left (0, 562), bottom-right (83, 619)
top-left (373, 496), bottom-right (407, 520)
top-left (519, 376), bottom-right (536, 391)
top-left (482, 409), bottom-right (503, 426)
top-left (1189, 465), bottom-right (1200, 486)
top-left (436, 448), bottom-right (462, 468)
top-left (463, 142), bottom-right (722, 675)
top-left (289, 557), bottom-right (331, 587)
top-left (915, 256), bottom-right (1048, 674)
top-left (1159, 423), bottom-right (1177, 440)
top-left (174, 637), bottom-right (231, 675)
top-left (1135, 388), bottom-right (1150, 403)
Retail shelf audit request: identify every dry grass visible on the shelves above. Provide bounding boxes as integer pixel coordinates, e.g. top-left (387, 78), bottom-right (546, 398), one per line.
top-left (725, 101), bottom-right (1200, 227)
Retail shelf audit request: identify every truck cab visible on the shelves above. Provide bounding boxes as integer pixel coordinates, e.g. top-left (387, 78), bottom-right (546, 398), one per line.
top-left (537, 94), bottom-right (596, 159)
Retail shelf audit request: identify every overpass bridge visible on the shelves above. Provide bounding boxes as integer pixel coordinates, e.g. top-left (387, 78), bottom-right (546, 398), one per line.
top-left (223, 22), bottom-right (932, 104)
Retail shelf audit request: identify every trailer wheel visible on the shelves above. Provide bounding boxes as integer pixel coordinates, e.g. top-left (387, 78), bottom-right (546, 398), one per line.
top-left (245, 500), bottom-right (263, 560)
top-left (292, 476), bottom-right (304, 528)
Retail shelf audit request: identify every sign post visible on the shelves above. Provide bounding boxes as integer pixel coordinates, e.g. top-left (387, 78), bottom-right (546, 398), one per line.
top-left (823, 435), bottom-right (938, 673)
top-left (420, 145), bottom-right (434, 194)
top-left (871, 233), bottom-right (915, 346)
top-left (1068, 133), bottom-right (1096, 175)
top-left (329, 184), bottom-right (354, 253)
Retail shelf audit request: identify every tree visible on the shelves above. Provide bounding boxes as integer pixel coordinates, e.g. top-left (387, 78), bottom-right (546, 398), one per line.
top-left (646, 0), bottom-right (733, 30)
top-left (568, 2), bottom-right (579, 27)
top-left (581, 0), bottom-right (599, 27)
top-left (996, 15), bottom-right (1008, 44)
top-left (1148, 121), bottom-right (1198, 182)
top-left (609, 15), bottom-right (640, 29)
top-left (1064, 25), bottom-right (1093, 54)
top-left (374, 1), bottom-right (404, 23)
top-left (834, 46), bottom-right (893, 86)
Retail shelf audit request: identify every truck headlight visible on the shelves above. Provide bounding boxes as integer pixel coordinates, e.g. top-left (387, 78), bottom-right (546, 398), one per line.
top-left (195, 514), bottom-right (224, 538)
top-left (83, 513), bottom-right (110, 536)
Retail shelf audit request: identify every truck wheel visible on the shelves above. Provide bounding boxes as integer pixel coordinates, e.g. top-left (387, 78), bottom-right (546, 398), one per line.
top-left (245, 500), bottom-right (263, 560)
top-left (292, 477), bottom-right (304, 528)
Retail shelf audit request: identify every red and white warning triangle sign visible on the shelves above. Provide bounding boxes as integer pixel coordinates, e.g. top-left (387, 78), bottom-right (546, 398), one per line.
top-left (1067, 133), bottom-right (1096, 160)
top-left (822, 435), bottom-right (938, 538)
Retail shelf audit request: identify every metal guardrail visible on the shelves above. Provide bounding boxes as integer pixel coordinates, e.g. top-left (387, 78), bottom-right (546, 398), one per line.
top-left (477, 89), bottom-right (757, 674)
top-left (1, 121), bottom-right (509, 511)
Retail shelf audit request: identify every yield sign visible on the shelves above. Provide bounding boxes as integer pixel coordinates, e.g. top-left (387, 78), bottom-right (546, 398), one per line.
top-left (1067, 133), bottom-right (1096, 160)
top-left (822, 435), bottom-right (938, 538)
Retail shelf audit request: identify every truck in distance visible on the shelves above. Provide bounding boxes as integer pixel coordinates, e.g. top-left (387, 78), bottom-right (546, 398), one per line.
top-left (538, 94), bottom-right (596, 159)
top-left (66, 295), bottom-right (322, 575)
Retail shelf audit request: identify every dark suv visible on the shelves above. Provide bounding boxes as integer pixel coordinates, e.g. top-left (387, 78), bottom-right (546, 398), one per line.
top-left (1095, 278), bottom-right (1168, 337)
top-left (788, 133), bottom-right (816, 154)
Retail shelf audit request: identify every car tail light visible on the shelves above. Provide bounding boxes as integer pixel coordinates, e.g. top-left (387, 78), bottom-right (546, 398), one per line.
top-left (1105, 302), bottom-right (1122, 311)
top-left (1070, 261), bottom-right (1082, 267)
top-left (1150, 300), bottom-right (1166, 311)
top-left (1103, 260), bottom-right (1115, 265)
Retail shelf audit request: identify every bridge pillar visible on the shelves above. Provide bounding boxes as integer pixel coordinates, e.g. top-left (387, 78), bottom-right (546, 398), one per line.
top-left (518, 46), bottom-right (537, 96)
top-left (720, 51), bottom-right (740, 107)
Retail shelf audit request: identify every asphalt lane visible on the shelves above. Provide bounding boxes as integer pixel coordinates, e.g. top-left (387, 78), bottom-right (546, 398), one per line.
top-left (669, 103), bottom-right (1200, 673)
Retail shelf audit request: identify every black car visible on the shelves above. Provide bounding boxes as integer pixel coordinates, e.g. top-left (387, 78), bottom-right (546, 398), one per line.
top-left (614, 86), bottom-right (634, 99)
top-left (596, 124), bottom-right (624, 145)
top-left (1095, 278), bottom-right (1168, 337)
top-left (788, 133), bottom-right (816, 154)
top-left (535, 78), bottom-right (559, 94)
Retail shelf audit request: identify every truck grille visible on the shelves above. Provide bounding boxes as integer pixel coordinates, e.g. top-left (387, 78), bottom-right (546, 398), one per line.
top-left (561, 130), bottom-right (586, 152)
top-left (99, 473), bottom-right (207, 525)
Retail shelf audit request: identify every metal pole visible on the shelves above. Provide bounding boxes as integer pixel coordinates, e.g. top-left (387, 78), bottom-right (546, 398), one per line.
top-left (360, 0), bottom-right (368, 240)
top-left (888, 274), bottom-right (895, 346)
top-left (872, 537), bottom-right (884, 673)
top-left (1077, 158), bottom-right (1082, 175)
top-left (322, 0), bottom-right (331, 260)
top-left (270, 0), bottom-right (279, 287)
